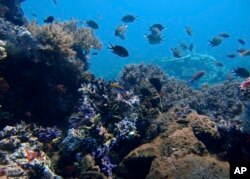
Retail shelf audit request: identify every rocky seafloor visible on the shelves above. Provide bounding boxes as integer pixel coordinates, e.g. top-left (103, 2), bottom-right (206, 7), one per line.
top-left (0, 1), bottom-right (250, 178)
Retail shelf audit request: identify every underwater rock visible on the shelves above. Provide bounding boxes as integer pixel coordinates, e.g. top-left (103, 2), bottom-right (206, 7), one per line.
top-left (80, 154), bottom-right (99, 174)
top-left (147, 154), bottom-right (229, 179)
top-left (80, 171), bottom-right (107, 179)
top-left (0, 136), bottom-right (20, 151)
top-left (117, 109), bottom-right (229, 179)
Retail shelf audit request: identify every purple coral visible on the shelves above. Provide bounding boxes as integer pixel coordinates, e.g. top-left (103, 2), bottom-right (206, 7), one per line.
top-left (114, 116), bottom-right (137, 141)
top-left (34, 126), bottom-right (61, 143)
top-left (100, 156), bottom-right (117, 177)
top-left (69, 94), bottom-right (96, 128)
top-left (93, 144), bottom-right (117, 177)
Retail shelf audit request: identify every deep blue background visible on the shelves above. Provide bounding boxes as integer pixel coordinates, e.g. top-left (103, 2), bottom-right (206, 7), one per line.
top-left (22, 0), bottom-right (250, 80)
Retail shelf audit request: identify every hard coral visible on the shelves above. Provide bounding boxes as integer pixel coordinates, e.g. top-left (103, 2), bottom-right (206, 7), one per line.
top-left (33, 126), bottom-right (61, 143)
top-left (190, 81), bottom-right (246, 123)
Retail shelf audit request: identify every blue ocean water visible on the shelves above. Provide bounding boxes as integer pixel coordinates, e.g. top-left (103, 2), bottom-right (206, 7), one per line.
top-left (22, 0), bottom-right (250, 80)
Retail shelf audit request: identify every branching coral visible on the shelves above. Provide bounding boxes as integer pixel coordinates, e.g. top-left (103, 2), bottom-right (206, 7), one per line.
top-left (60, 76), bottom-right (141, 177)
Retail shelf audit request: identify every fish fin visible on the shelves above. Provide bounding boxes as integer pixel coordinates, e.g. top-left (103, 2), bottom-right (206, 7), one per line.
top-left (108, 43), bottom-right (113, 49)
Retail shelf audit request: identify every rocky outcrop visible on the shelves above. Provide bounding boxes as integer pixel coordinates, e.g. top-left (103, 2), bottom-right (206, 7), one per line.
top-left (117, 109), bottom-right (229, 179)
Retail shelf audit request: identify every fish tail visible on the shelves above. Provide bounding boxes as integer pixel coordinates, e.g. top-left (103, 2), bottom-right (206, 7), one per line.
top-left (108, 42), bottom-right (113, 49)
top-left (188, 79), bottom-right (194, 83)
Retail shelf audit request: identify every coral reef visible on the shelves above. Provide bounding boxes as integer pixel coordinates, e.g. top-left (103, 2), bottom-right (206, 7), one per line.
top-left (60, 76), bottom-right (140, 178)
top-left (27, 20), bottom-right (102, 61)
top-left (119, 64), bottom-right (248, 132)
top-left (0, 122), bottom-right (62, 178)
top-left (0, 17), bottom-right (102, 126)
top-left (0, 2), bottom-right (249, 178)
top-left (190, 81), bottom-right (245, 124)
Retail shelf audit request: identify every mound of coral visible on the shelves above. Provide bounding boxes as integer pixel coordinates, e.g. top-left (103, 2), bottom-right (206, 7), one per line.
top-left (0, 13), bottom-right (102, 126)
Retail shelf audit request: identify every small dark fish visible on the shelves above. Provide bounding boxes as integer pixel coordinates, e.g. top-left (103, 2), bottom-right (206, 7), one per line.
top-left (237, 48), bottom-right (246, 54)
top-left (171, 48), bottom-right (182, 58)
top-left (85, 20), bottom-right (99, 29)
top-left (185, 26), bottom-right (193, 36)
top-left (52, 0), bottom-right (57, 5)
top-left (44, 16), bottom-right (54, 23)
top-left (109, 43), bottom-right (129, 57)
top-left (189, 43), bottom-right (194, 52)
top-left (208, 36), bottom-right (222, 47)
top-left (226, 54), bottom-right (236, 59)
top-left (150, 24), bottom-right (165, 31)
top-left (232, 67), bottom-right (250, 78)
top-left (145, 34), bottom-right (164, 45)
top-left (214, 61), bottom-right (224, 67)
top-left (121, 15), bottom-right (137, 23)
top-left (179, 42), bottom-right (188, 51)
top-left (238, 39), bottom-right (246, 45)
top-left (189, 71), bottom-right (205, 83)
top-left (219, 33), bottom-right (230, 38)
top-left (149, 27), bottom-right (161, 36)
top-left (239, 50), bottom-right (250, 57)
top-left (115, 24), bottom-right (128, 40)
top-left (91, 52), bottom-right (98, 56)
